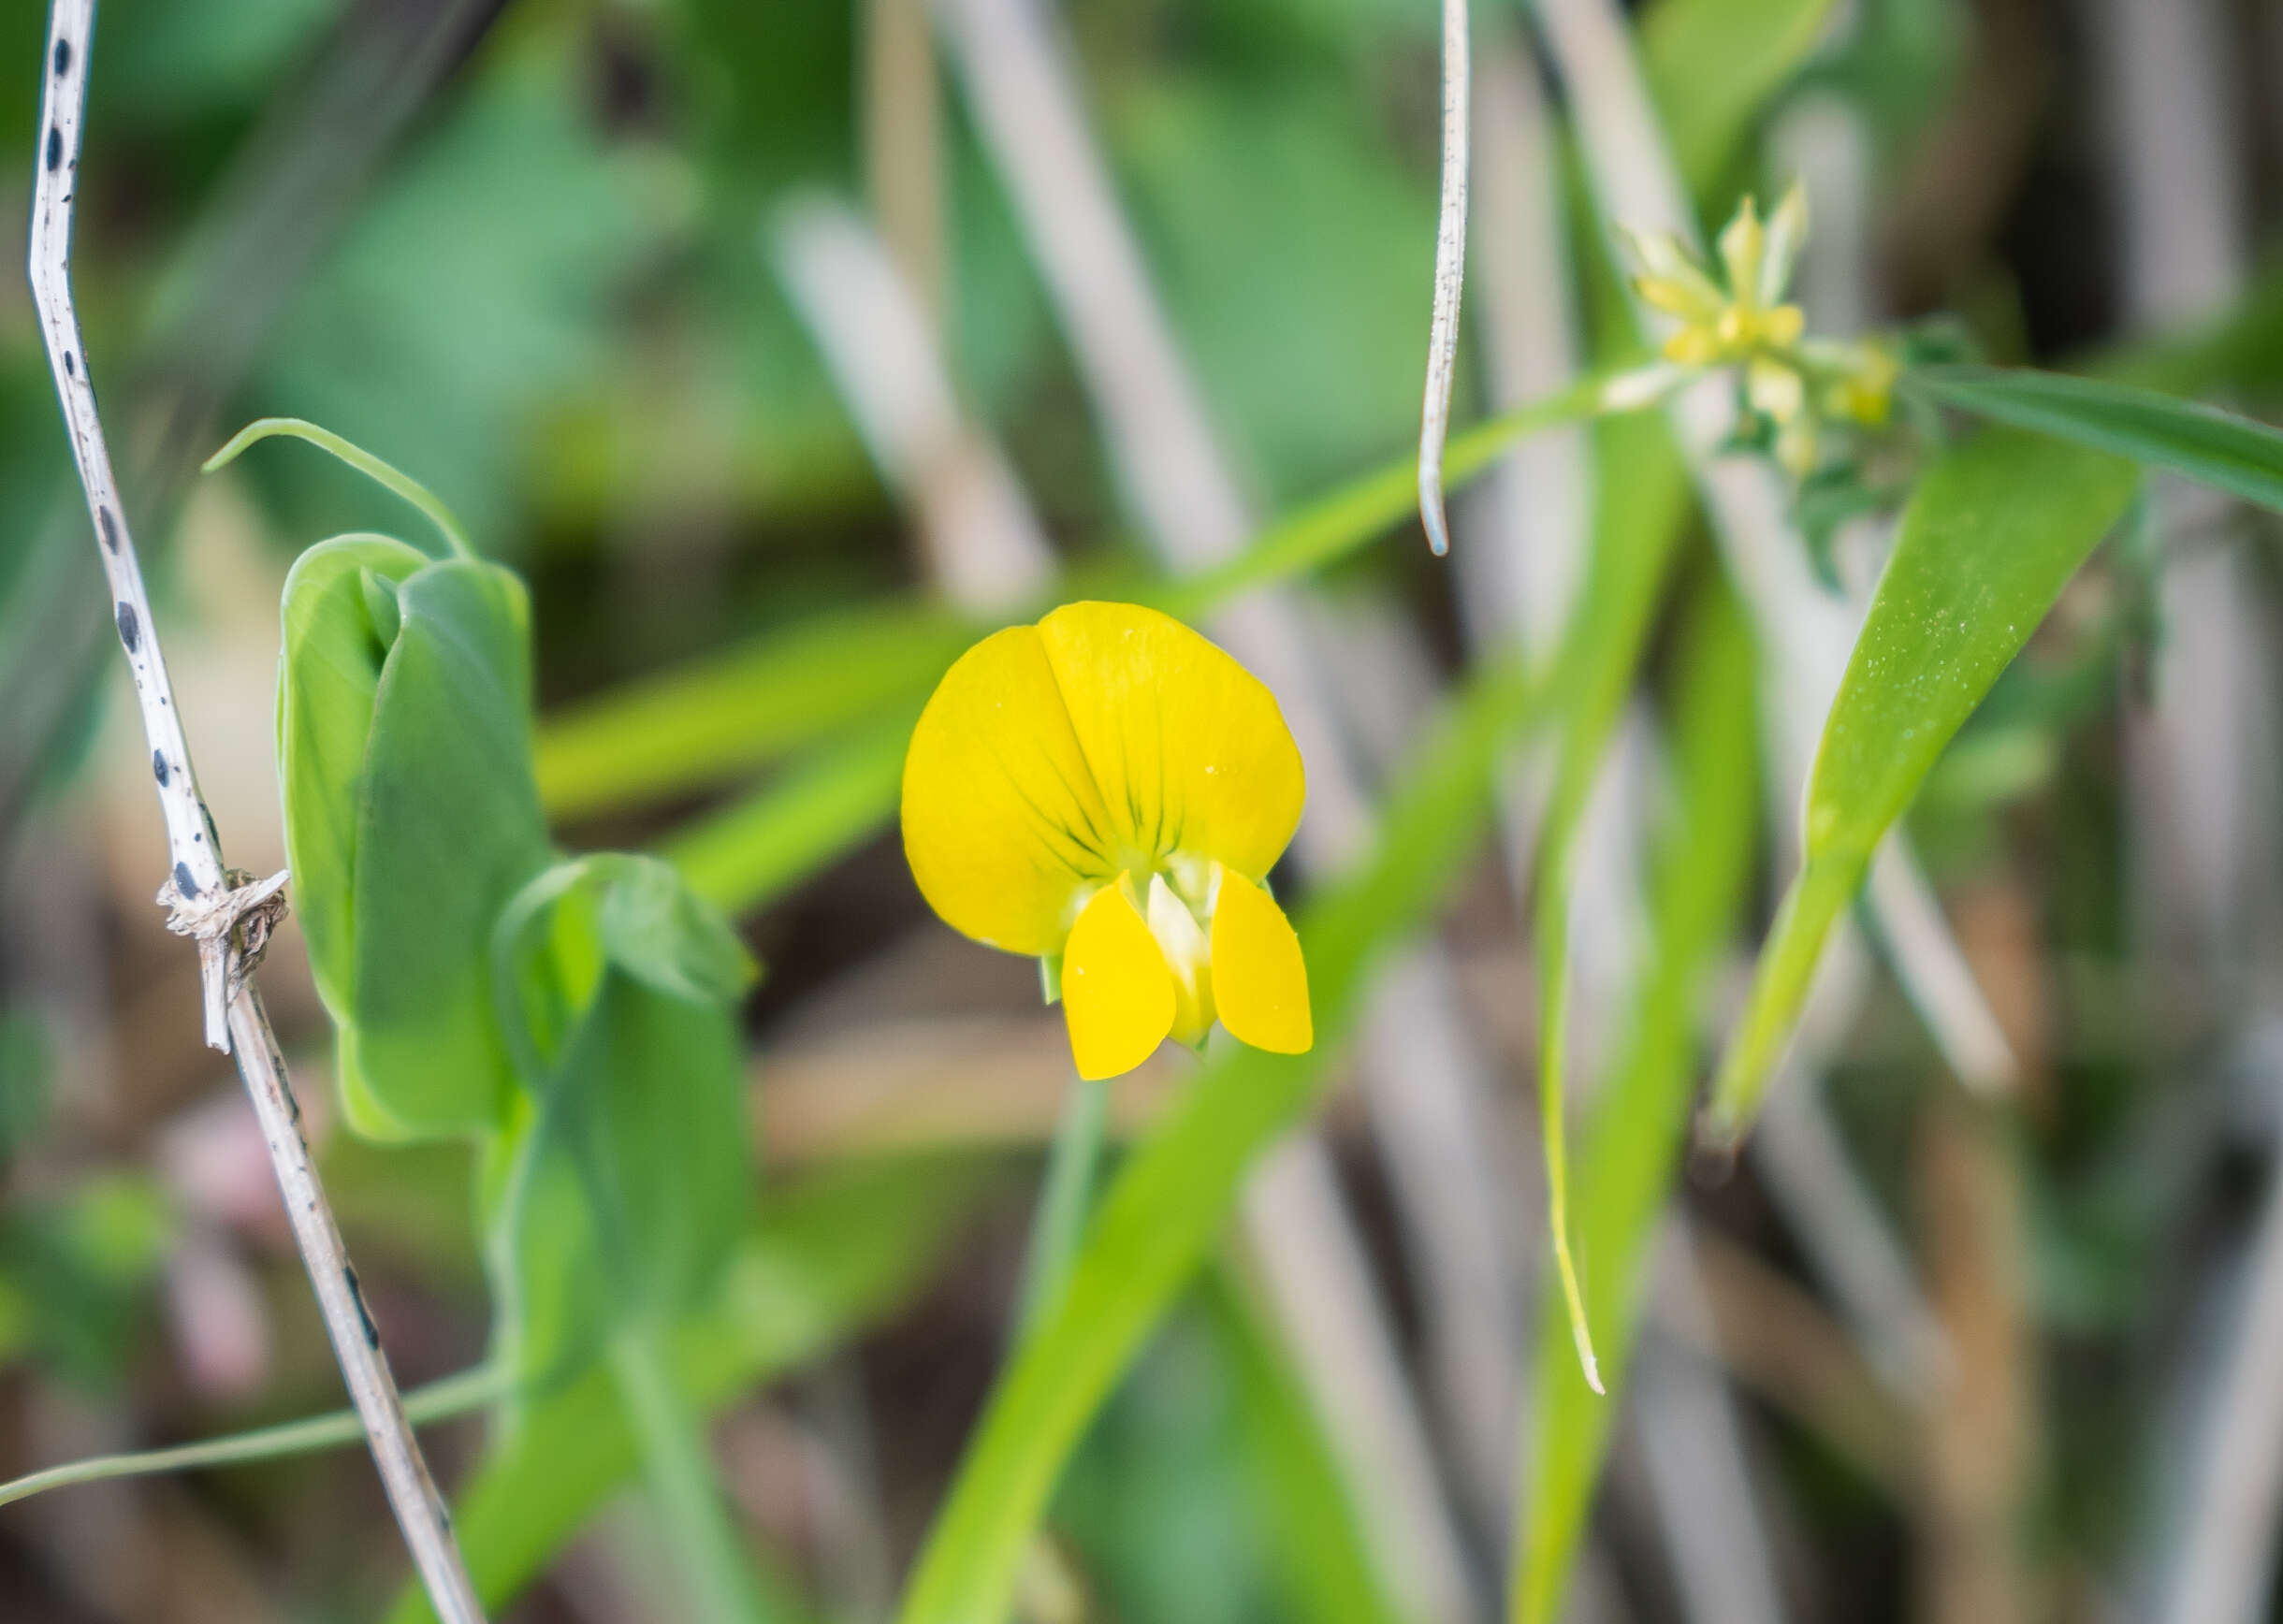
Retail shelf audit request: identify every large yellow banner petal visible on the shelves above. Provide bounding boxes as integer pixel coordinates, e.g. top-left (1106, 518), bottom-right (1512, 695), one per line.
top-left (1034, 602), bottom-right (1303, 885)
top-left (901, 626), bottom-right (1118, 955)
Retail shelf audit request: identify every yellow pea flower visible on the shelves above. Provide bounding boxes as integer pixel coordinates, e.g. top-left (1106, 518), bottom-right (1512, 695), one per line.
top-left (902, 601), bottom-right (1314, 1080)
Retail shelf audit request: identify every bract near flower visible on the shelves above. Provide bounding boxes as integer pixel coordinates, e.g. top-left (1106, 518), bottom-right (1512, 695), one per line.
top-left (901, 602), bottom-right (1313, 1080)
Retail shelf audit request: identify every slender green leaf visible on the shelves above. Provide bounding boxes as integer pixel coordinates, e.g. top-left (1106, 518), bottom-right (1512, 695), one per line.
top-left (1707, 428), bottom-right (2140, 1138)
top-left (664, 713), bottom-right (918, 917)
top-left (1529, 409), bottom-right (1695, 1393)
top-left (1201, 1265), bottom-right (1403, 1624)
top-left (1642, 0), bottom-right (1842, 197)
top-left (543, 372), bottom-right (1635, 832)
top-left (636, 379), bottom-right (1638, 921)
top-left (534, 602), bottom-right (975, 821)
top-left (1911, 363), bottom-right (2283, 516)
top-left (894, 650), bottom-right (1549, 1624)
top-left (386, 1158), bottom-right (996, 1624)
top-left (1514, 579), bottom-right (1761, 1624)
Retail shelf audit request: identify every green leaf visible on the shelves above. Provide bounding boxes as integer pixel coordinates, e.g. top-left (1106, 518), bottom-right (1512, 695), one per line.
top-left (1642, 0), bottom-right (1841, 198)
top-left (1514, 579), bottom-right (1761, 1624)
top-left (534, 603), bottom-right (973, 821)
top-left (279, 543), bottom-right (554, 1141)
top-left (543, 372), bottom-right (1629, 830)
top-left (486, 856), bottom-right (757, 1390)
top-left (664, 713), bottom-right (918, 917)
top-left (1528, 408), bottom-right (1695, 1394)
top-left (893, 650), bottom-right (1550, 1624)
top-left (1707, 427), bottom-right (2140, 1137)
top-left (1910, 363), bottom-right (2283, 515)
top-left (1202, 1266), bottom-right (1404, 1624)
top-left (385, 1158), bottom-right (996, 1624)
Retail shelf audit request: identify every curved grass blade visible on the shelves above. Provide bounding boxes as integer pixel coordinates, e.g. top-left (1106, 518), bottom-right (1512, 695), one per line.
top-left (0, 1364), bottom-right (506, 1510)
top-left (1202, 1264), bottom-right (1405, 1624)
top-left (541, 372), bottom-right (1626, 827)
top-left (663, 714), bottom-right (918, 917)
top-left (1641, 0), bottom-right (1841, 198)
top-left (535, 603), bottom-right (974, 821)
top-left (1525, 409), bottom-right (1695, 1395)
top-left (1705, 427), bottom-right (2140, 1141)
top-left (1514, 579), bottom-right (1761, 1624)
top-left (1912, 364), bottom-right (2283, 515)
top-left (894, 650), bottom-right (1551, 1624)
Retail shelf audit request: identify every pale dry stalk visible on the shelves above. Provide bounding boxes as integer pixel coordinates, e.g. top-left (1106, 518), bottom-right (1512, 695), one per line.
top-left (27, 3), bottom-right (486, 1617)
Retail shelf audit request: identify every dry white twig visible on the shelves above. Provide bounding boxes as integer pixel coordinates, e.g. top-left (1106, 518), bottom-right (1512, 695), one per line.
top-left (1417, 0), bottom-right (1471, 558)
top-left (28, 5), bottom-right (485, 1617)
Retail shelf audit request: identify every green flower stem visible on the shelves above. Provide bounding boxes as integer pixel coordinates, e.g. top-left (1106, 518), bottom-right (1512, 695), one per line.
top-left (0, 1362), bottom-right (508, 1510)
top-left (1014, 1072), bottom-right (1113, 1339)
top-left (608, 1324), bottom-right (773, 1624)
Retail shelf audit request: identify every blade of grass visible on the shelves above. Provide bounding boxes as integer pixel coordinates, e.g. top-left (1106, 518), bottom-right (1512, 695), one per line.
top-left (1528, 406), bottom-right (1697, 1394)
top-left (1909, 363), bottom-right (2283, 516)
top-left (893, 645), bottom-right (1550, 1624)
top-left (545, 372), bottom-right (1628, 831)
top-left (534, 602), bottom-right (973, 822)
top-left (0, 1364), bottom-right (506, 1509)
top-left (1202, 1263), bottom-right (1406, 1624)
top-left (1706, 428), bottom-right (2141, 1139)
top-left (663, 716), bottom-right (918, 917)
top-left (1514, 578), bottom-right (1761, 1624)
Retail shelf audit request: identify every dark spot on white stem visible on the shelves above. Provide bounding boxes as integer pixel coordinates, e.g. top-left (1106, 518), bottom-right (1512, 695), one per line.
top-left (152, 749), bottom-right (167, 786)
top-left (115, 602), bottom-right (138, 651)
top-left (52, 38), bottom-right (69, 77)
top-left (98, 507), bottom-right (117, 550)
top-left (45, 126), bottom-right (60, 172)
top-left (173, 861), bottom-right (198, 899)
top-left (343, 1268), bottom-right (382, 1349)
top-left (63, 352), bottom-right (74, 376)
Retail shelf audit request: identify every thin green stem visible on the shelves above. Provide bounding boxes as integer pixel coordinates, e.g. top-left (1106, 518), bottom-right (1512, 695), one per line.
top-left (609, 1323), bottom-right (772, 1624)
top-left (0, 1362), bottom-right (507, 1509)
top-left (1013, 1072), bottom-right (1112, 1339)
top-left (203, 416), bottom-right (476, 558)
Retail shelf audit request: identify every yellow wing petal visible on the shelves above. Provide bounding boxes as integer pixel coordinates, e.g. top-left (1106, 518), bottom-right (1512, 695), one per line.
top-left (902, 625), bottom-right (1119, 955)
top-left (1209, 865), bottom-right (1312, 1054)
top-left (1063, 877), bottom-right (1176, 1080)
top-left (1035, 602), bottom-right (1303, 882)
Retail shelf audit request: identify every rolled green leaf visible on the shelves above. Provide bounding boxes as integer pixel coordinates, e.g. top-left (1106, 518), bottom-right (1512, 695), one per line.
top-left (278, 539), bottom-right (553, 1140)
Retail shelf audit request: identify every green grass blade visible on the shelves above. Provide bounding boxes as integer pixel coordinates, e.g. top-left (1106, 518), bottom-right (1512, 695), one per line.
top-left (1527, 410), bottom-right (1695, 1392)
top-left (630, 376), bottom-right (1637, 920)
top-left (541, 370), bottom-right (1632, 828)
top-left (1641, 0), bottom-right (1842, 197)
top-left (0, 1364), bottom-right (506, 1509)
top-left (892, 650), bottom-right (1550, 1624)
top-left (1706, 427), bottom-right (2140, 1138)
top-left (1912, 364), bottom-right (2283, 515)
top-left (1201, 1265), bottom-right (1404, 1624)
top-left (1513, 578), bottom-right (1762, 1624)
top-left (663, 715), bottom-right (918, 917)
top-left (385, 1159), bottom-right (993, 1624)
top-left (535, 603), bottom-right (974, 821)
